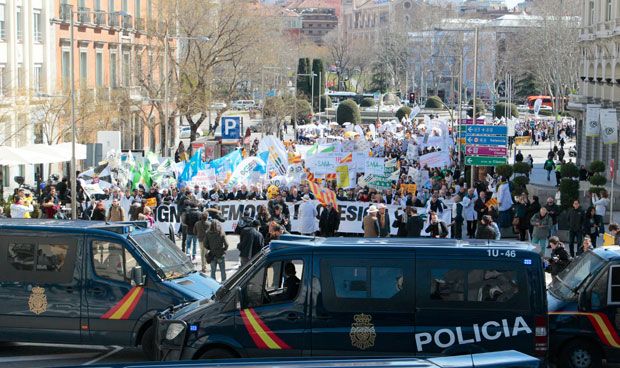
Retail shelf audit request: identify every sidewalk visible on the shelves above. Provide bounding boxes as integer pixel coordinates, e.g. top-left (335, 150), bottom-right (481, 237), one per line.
top-left (175, 234), bottom-right (242, 281)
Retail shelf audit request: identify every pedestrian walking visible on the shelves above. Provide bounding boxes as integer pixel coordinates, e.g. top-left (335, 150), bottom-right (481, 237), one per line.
top-left (545, 236), bottom-right (571, 276)
top-left (182, 202), bottom-right (202, 260)
top-left (462, 189), bottom-right (478, 238)
top-left (592, 191), bottom-right (610, 219)
top-left (319, 203), bottom-right (340, 237)
top-left (425, 211), bottom-right (448, 238)
top-left (406, 207), bottom-right (425, 237)
top-left (194, 212), bottom-right (210, 273)
top-left (362, 205), bottom-right (380, 238)
top-left (205, 220), bottom-right (229, 282)
top-left (238, 220), bottom-right (264, 266)
top-left (106, 198), bottom-right (126, 222)
top-left (475, 215), bottom-right (498, 240)
top-left (567, 200), bottom-right (585, 257)
top-left (544, 157), bottom-right (555, 182)
top-left (298, 195), bottom-right (318, 235)
top-left (378, 203), bottom-right (391, 237)
top-left (583, 206), bottom-right (603, 249)
top-left (530, 207), bottom-right (553, 256)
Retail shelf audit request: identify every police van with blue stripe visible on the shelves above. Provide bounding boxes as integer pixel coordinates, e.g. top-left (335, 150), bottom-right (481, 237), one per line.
top-left (156, 236), bottom-right (547, 363)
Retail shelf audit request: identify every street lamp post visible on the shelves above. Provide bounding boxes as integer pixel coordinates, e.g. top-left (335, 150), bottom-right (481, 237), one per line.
top-left (69, 7), bottom-right (77, 219)
top-left (470, 27), bottom-right (479, 186)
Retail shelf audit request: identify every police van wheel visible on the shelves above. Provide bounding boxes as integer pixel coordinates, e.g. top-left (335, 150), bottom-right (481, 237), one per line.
top-left (199, 347), bottom-right (236, 360)
top-left (560, 340), bottom-right (602, 368)
top-left (141, 325), bottom-right (157, 361)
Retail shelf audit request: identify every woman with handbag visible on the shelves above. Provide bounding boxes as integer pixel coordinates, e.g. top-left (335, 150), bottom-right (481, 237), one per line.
top-left (205, 220), bottom-right (229, 282)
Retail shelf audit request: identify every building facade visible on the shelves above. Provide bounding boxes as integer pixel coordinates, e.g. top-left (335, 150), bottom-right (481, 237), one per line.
top-left (568, 0), bottom-right (620, 182)
top-left (0, 0), bottom-right (170, 192)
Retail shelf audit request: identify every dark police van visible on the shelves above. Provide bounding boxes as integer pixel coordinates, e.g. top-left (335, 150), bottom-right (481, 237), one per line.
top-left (156, 236), bottom-right (547, 362)
top-left (0, 219), bottom-right (219, 358)
top-left (548, 246), bottom-right (620, 368)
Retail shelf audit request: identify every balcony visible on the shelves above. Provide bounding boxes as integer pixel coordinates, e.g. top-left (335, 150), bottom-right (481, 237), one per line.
top-left (108, 12), bottom-right (120, 28)
top-left (78, 7), bottom-right (90, 24)
top-left (122, 14), bottom-right (133, 29)
top-left (59, 4), bottom-right (72, 23)
top-left (94, 10), bottom-right (105, 27)
top-left (135, 17), bottom-right (145, 32)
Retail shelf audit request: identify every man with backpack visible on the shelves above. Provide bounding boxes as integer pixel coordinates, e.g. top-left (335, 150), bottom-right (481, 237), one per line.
top-left (544, 157), bottom-right (555, 181)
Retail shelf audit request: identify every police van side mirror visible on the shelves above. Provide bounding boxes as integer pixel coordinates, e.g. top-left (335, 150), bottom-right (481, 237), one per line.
top-left (132, 266), bottom-right (146, 286)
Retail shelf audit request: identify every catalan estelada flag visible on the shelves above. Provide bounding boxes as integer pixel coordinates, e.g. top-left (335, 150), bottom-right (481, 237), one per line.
top-left (304, 168), bottom-right (317, 183)
top-left (549, 311), bottom-right (620, 347)
top-left (240, 308), bottom-right (291, 350)
top-left (308, 181), bottom-right (338, 210)
top-left (101, 287), bottom-right (144, 320)
top-left (485, 198), bottom-right (498, 208)
top-left (326, 173), bottom-right (337, 181)
top-left (339, 153), bottom-right (352, 164)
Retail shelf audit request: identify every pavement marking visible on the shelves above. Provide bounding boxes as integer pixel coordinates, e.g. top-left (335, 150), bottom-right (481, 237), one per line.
top-left (0, 352), bottom-right (100, 363)
top-left (82, 345), bottom-right (124, 366)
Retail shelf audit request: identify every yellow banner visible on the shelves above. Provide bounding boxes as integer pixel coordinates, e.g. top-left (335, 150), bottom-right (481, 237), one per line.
top-left (514, 136), bottom-right (530, 146)
top-left (336, 165), bottom-right (349, 188)
top-left (604, 233), bottom-right (616, 246)
top-left (400, 183), bottom-right (417, 195)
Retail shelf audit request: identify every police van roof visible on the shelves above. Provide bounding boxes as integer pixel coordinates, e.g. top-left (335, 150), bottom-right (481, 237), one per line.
top-left (592, 246), bottom-right (620, 260)
top-left (270, 235), bottom-right (537, 253)
top-left (0, 219), bottom-right (150, 235)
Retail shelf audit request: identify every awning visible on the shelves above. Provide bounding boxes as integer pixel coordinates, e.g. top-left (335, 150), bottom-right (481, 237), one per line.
top-left (0, 143), bottom-right (87, 165)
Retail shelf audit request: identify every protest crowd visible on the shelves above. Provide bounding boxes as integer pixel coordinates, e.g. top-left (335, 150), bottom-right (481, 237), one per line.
top-left (2, 112), bottom-right (618, 281)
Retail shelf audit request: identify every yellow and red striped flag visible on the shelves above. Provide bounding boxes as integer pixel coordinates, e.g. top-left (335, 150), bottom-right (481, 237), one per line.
top-left (326, 173), bottom-right (337, 181)
top-left (288, 152), bottom-right (302, 164)
top-left (304, 167), bottom-right (318, 183)
top-left (308, 181), bottom-right (338, 210)
top-left (339, 153), bottom-right (353, 164)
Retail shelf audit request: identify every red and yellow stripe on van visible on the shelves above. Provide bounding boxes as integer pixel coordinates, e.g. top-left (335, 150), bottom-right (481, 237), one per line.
top-left (240, 308), bottom-right (291, 350)
top-left (550, 311), bottom-right (620, 348)
top-left (101, 287), bottom-right (144, 320)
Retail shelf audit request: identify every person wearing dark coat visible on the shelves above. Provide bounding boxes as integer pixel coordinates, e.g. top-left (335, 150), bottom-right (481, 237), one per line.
top-left (474, 191), bottom-right (490, 221)
top-left (237, 220), bottom-right (264, 266)
top-left (406, 208), bottom-right (425, 237)
top-left (90, 201), bottom-right (107, 221)
top-left (545, 236), bottom-right (571, 276)
top-left (393, 208), bottom-right (408, 238)
top-left (567, 200), bottom-right (585, 257)
top-left (527, 196), bottom-right (541, 236)
top-left (425, 211), bottom-right (448, 238)
top-left (319, 203), bottom-right (340, 237)
top-left (453, 195), bottom-right (464, 239)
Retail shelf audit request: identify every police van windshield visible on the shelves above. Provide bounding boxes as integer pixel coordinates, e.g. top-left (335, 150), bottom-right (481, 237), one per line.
top-left (130, 230), bottom-right (194, 279)
top-left (550, 251), bottom-right (606, 300)
top-left (214, 248), bottom-right (267, 300)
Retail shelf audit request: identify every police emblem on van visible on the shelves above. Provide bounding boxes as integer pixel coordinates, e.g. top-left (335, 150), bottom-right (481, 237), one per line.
top-left (28, 286), bottom-right (47, 315)
top-left (350, 313), bottom-right (376, 350)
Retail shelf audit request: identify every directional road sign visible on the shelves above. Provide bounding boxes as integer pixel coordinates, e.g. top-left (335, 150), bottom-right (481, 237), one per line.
top-left (465, 135), bottom-right (507, 146)
top-left (465, 145), bottom-right (507, 157)
top-left (463, 125), bottom-right (508, 135)
top-left (465, 156), bottom-right (507, 166)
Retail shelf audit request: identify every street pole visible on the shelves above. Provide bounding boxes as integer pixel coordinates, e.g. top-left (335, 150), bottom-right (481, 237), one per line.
top-left (311, 73), bottom-right (315, 118)
top-left (470, 27), bottom-right (479, 186)
top-left (70, 8), bottom-right (77, 219)
top-left (458, 46), bottom-right (464, 169)
top-left (163, 34), bottom-right (169, 155)
top-left (318, 72), bottom-right (321, 123)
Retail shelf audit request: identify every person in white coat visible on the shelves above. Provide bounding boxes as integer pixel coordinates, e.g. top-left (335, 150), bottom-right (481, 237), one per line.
top-left (298, 195), bottom-right (318, 235)
top-left (592, 191), bottom-right (610, 218)
top-left (496, 177), bottom-right (514, 228)
top-left (462, 188), bottom-right (478, 238)
top-left (10, 197), bottom-right (33, 219)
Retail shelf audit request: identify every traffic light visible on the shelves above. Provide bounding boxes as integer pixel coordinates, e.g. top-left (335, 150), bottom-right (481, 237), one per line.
top-left (408, 92), bottom-right (415, 103)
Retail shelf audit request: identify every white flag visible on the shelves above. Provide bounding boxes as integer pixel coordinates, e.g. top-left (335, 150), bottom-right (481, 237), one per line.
top-left (601, 108), bottom-right (618, 144)
top-left (586, 104), bottom-right (601, 137)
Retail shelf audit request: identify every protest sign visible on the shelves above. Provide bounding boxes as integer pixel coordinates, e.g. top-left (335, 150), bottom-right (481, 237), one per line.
top-left (187, 169), bottom-right (216, 188)
top-left (336, 165), bottom-right (350, 188)
top-left (365, 157), bottom-right (385, 175)
top-left (419, 151), bottom-right (451, 168)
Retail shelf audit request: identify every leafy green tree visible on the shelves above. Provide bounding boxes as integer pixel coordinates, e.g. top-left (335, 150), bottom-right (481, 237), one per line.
top-left (467, 98), bottom-right (486, 118)
top-left (296, 58), bottom-right (311, 98)
top-left (425, 96), bottom-right (443, 109)
top-left (495, 102), bottom-right (518, 119)
top-left (360, 98), bottom-right (375, 108)
top-left (395, 106), bottom-right (412, 122)
top-left (311, 59), bottom-right (325, 110)
top-left (336, 99), bottom-right (361, 125)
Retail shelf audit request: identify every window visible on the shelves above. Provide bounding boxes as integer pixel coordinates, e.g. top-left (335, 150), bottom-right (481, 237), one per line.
top-left (109, 0), bottom-right (115, 12)
top-left (135, 53), bottom-right (142, 81)
top-left (8, 243), bottom-right (35, 271)
top-left (92, 241), bottom-right (138, 283)
top-left (96, 52), bottom-right (103, 87)
top-left (0, 4), bottom-right (6, 40)
top-left (608, 266), bottom-right (620, 304)
top-left (122, 0), bottom-right (128, 12)
top-left (590, 1), bottom-right (595, 25)
top-left (62, 50), bottom-right (71, 89)
top-left (80, 51), bottom-right (88, 87)
top-left (110, 52), bottom-right (117, 88)
top-left (0, 64), bottom-right (6, 96)
top-left (33, 10), bottom-right (42, 43)
top-left (607, 0), bottom-right (613, 22)
top-left (7, 242), bottom-right (70, 273)
top-left (17, 64), bottom-right (23, 90)
top-left (122, 52), bottom-right (130, 86)
top-left (95, 0), bottom-right (101, 11)
top-left (243, 259), bottom-right (304, 308)
top-left (135, 0), bottom-right (141, 19)
top-left (33, 64), bottom-right (42, 93)
top-left (16, 7), bottom-right (22, 43)
top-left (147, 0), bottom-right (152, 19)
top-left (320, 259), bottom-right (412, 313)
top-left (428, 267), bottom-right (521, 304)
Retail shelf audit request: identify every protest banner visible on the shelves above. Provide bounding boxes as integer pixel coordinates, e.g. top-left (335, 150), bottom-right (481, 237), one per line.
top-left (586, 105), bottom-right (601, 137)
top-left (103, 200), bottom-right (451, 237)
top-left (187, 169), bottom-right (216, 188)
top-left (305, 153), bottom-right (338, 175)
top-left (336, 165), bottom-right (350, 188)
top-left (418, 151), bottom-right (451, 168)
top-left (365, 157), bottom-right (385, 175)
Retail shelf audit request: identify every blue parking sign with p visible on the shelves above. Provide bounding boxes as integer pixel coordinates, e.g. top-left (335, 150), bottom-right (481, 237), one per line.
top-left (221, 117), bottom-right (241, 140)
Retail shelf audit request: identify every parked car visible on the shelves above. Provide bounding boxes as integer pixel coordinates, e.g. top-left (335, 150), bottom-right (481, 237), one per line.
top-left (231, 100), bottom-right (256, 110)
top-left (209, 102), bottom-right (227, 110)
top-left (179, 126), bottom-right (202, 139)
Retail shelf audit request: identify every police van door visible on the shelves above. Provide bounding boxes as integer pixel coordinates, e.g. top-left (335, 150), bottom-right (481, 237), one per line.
top-left (235, 256), bottom-right (309, 357)
top-left (85, 238), bottom-right (146, 345)
top-left (0, 234), bottom-right (81, 343)
top-left (414, 259), bottom-right (531, 356)
top-left (310, 254), bottom-right (415, 355)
